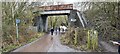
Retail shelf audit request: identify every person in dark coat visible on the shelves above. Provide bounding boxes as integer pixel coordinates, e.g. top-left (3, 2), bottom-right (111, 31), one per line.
top-left (55, 27), bottom-right (57, 35)
top-left (58, 27), bottom-right (60, 34)
top-left (111, 41), bottom-right (120, 54)
top-left (50, 28), bottom-right (54, 35)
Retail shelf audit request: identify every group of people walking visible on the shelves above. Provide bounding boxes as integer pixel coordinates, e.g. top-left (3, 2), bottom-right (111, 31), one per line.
top-left (50, 26), bottom-right (67, 35)
top-left (50, 27), bottom-right (61, 35)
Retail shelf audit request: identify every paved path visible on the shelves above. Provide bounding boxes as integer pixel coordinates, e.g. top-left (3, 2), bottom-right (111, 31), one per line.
top-left (12, 32), bottom-right (118, 52)
top-left (13, 34), bottom-right (53, 52)
top-left (100, 41), bottom-right (118, 52)
top-left (13, 32), bottom-right (79, 52)
top-left (48, 33), bottom-right (79, 52)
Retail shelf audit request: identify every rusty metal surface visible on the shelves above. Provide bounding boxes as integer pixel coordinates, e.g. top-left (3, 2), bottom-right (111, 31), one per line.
top-left (39, 4), bottom-right (73, 11)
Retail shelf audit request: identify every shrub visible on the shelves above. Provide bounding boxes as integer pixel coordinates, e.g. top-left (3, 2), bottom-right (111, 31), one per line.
top-left (60, 27), bottom-right (98, 51)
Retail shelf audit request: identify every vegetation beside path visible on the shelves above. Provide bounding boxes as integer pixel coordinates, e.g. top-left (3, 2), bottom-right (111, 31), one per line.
top-left (2, 32), bottom-right (45, 52)
top-left (2, 2), bottom-right (45, 52)
top-left (60, 27), bottom-right (101, 52)
top-left (61, 2), bottom-right (120, 52)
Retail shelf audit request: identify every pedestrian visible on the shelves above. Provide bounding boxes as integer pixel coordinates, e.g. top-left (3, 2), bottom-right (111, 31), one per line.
top-left (58, 27), bottom-right (60, 34)
top-left (50, 28), bottom-right (54, 35)
top-left (111, 40), bottom-right (120, 54)
top-left (55, 27), bottom-right (57, 35)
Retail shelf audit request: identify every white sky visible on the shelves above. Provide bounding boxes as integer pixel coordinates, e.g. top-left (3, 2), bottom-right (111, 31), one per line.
top-left (2, 0), bottom-right (118, 2)
top-left (28, 0), bottom-right (118, 3)
top-left (53, 0), bottom-right (119, 2)
top-left (54, 0), bottom-right (86, 4)
top-left (28, 0), bottom-right (84, 4)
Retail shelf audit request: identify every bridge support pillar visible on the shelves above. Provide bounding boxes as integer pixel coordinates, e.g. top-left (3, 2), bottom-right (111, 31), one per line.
top-left (36, 16), bottom-right (44, 32)
top-left (68, 10), bottom-right (77, 27)
top-left (41, 15), bottom-right (48, 32)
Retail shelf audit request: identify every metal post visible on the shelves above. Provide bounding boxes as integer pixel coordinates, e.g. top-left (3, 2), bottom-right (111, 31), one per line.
top-left (16, 23), bottom-right (19, 42)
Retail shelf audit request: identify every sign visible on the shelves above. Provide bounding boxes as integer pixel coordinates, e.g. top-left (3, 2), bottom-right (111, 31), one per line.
top-left (16, 19), bottom-right (20, 24)
top-left (16, 19), bottom-right (20, 42)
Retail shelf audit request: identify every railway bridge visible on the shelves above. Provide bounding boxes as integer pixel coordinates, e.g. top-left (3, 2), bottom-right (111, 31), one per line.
top-left (33, 4), bottom-right (87, 32)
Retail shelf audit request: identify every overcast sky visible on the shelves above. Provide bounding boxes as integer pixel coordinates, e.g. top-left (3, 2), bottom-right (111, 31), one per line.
top-left (28, 0), bottom-right (85, 4)
top-left (29, 0), bottom-right (118, 3)
top-left (2, 0), bottom-right (118, 2)
top-left (53, 0), bottom-right (86, 3)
